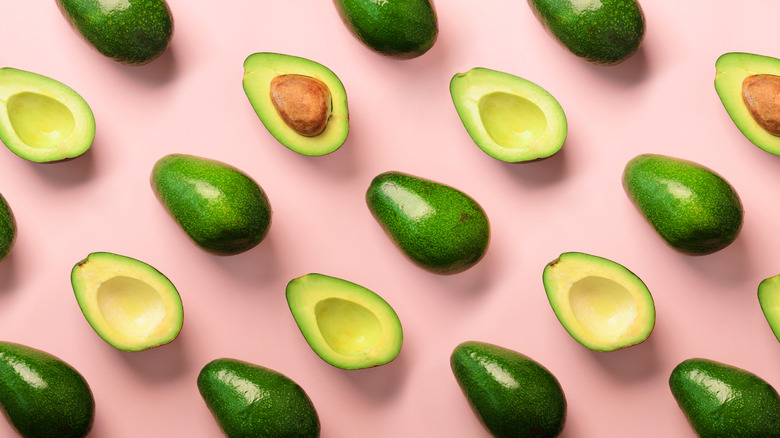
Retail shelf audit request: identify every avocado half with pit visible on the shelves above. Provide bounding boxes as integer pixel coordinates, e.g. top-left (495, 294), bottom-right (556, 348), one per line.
top-left (715, 52), bottom-right (780, 155)
top-left (450, 67), bottom-right (567, 163)
top-left (243, 52), bottom-right (349, 156)
top-left (71, 252), bottom-right (183, 352)
top-left (0, 68), bottom-right (95, 162)
top-left (543, 252), bottom-right (655, 352)
top-left (286, 273), bottom-right (402, 369)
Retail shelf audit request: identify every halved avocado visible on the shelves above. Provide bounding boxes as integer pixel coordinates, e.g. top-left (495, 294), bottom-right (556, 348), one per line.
top-left (542, 252), bottom-right (655, 352)
top-left (0, 68), bottom-right (95, 162)
top-left (71, 252), bottom-right (183, 352)
top-left (243, 53), bottom-right (349, 156)
top-left (286, 273), bottom-right (402, 369)
top-left (759, 274), bottom-right (780, 343)
top-left (450, 67), bottom-right (567, 163)
top-left (715, 52), bottom-right (780, 155)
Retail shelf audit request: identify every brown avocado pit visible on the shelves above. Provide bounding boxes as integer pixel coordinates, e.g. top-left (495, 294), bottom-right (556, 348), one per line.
top-left (270, 74), bottom-right (332, 137)
top-left (742, 74), bottom-right (780, 136)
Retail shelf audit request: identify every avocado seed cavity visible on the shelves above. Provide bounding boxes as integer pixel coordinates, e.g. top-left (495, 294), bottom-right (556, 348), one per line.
top-left (742, 74), bottom-right (780, 136)
top-left (270, 74), bottom-right (332, 137)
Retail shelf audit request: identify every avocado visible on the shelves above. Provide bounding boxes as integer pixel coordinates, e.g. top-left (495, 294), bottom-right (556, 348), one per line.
top-left (243, 52), bottom-right (349, 156)
top-left (670, 358), bottom-right (780, 437)
top-left (542, 252), bottom-right (655, 351)
top-left (333, 0), bottom-right (438, 59)
top-left (622, 154), bottom-right (743, 255)
top-left (0, 192), bottom-right (15, 262)
top-left (286, 273), bottom-right (403, 370)
top-left (450, 341), bottom-right (566, 438)
top-left (151, 154), bottom-right (272, 255)
top-left (0, 68), bottom-right (95, 163)
top-left (70, 252), bottom-right (183, 352)
top-left (56, 0), bottom-right (173, 65)
top-left (366, 171), bottom-right (490, 275)
top-left (0, 341), bottom-right (95, 438)
top-left (758, 274), bottom-right (780, 343)
top-left (450, 67), bottom-right (567, 162)
top-left (198, 358), bottom-right (320, 438)
top-left (715, 52), bottom-right (780, 155)
top-left (527, 0), bottom-right (645, 65)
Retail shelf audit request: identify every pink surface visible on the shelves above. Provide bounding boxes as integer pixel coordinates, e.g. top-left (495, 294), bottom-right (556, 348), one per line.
top-left (2, 1), bottom-right (780, 437)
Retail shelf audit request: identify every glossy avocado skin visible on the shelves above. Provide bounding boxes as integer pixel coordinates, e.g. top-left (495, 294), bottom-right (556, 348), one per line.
top-left (0, 341), bottom-right (95, 438)
top-left (151, 154), bottom-right (272, 256)
top-left (366, 171), bottom-right (490, 275)
top-left (451, 341), bottom-right (566, 438)
top-left (670, 358), bottom-right (780, 437)
top-left (528, 0), bottom-right (644, 65)
top-left (57, 0), bottom-right (173, 65)
top-left (623, 154), bottom-right (743, 255)
top-left (0, 193), bottom-right (15, 262)
top-left (334, 0), bottom-right (438, 59)
top-left (198, 358), bottom-right (320, 438)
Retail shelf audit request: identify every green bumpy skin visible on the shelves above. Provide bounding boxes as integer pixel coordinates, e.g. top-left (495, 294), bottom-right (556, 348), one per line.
top-left (57, 0), bottom-right (174, 65)
top-left (0, 342), bottom-right (95, 438)
top-left (0, 193), bottom-right (15, 262)
top-left (198, 358), bottom-right (320, 438)
top-left (527, 0), bottom-right (645, 65)
top-left (670, 358), bottom-right (780, 438)
top-left (366, 171), bottom-right (490, 275)
top-left (333, 0), bottom-right (438, 59)
top-left (622, 154), bottom-right (743, 256)
top-left (151, 154), bottom-right (272, 256)
top-left (451, 341), bottom-right (566, 438)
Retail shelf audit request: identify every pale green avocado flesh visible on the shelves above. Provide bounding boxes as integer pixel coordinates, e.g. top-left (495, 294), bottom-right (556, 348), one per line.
top-left (759, 274), bottom-right (780, 343)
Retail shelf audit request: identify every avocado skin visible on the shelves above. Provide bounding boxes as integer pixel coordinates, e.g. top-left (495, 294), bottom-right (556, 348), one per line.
top-left (451, 341), bottom-right (566, 438)
top-left (366, 171), bottom-right (490, 275)
top-left (670, 358), bottom-right (780, 438)
top-left (198, 358), bottom-right (320, 438)
top-left (57, 0), bottom-right (173, 65)
top-left (333, 0), bottom-right (438, 59)
top-left (622, 154), bottom-right (743, 256)
top-left (151, 154), bottom-right (272, 256)
top-left (0, 341), bottom-right (95, 438)
top-left (528, 0), bottom-right (644, 65)
top-left (0, 193), bottom-right (15, 262)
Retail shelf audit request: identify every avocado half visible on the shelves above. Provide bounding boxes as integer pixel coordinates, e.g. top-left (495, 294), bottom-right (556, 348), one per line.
top-left (542, 252), bottom-right (655, 352)
top-left (243, 52), bottom-right (349, 156)
top-left (71, 252), bottom-right (184, 352)
top-left (286, 273), bottom-right (403, 369)
top-left (759, 274), bottom-right (780, 343)
top-left (0, 68), bottom-right (95, 162)
top-left (450, 67), bottom-right (567, 163)
top-left (715, 52), bottom-right (780, 155)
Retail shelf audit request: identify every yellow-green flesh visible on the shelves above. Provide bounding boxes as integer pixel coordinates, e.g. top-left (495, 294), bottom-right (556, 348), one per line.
top-left (759, 274), bottom-right (780, 342)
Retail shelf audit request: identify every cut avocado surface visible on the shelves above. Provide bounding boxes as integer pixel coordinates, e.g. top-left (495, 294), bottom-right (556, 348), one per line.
top-left (0, 68), bottom-right (95, 162)
top-left (542, 252), bottom-right (655, 351)
top-left (715, 52), bottom-right (780, 155)
top-left (243, 52), bottom-right (349, 156)
top-left (286, 273), bottom-right (403, 369)
top-left (71, 252), bottom-right (183, 352)
top-left (759, 274), bottom-right (780, 343)
top-left (450, 67), bottom-right (567, 162)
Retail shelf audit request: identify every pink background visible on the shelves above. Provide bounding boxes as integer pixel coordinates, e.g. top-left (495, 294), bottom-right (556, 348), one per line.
top-left (2, 1), bottom-right (780, 437)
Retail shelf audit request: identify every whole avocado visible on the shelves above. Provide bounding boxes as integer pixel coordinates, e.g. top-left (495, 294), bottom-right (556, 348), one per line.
top-left (0, 192), bottom-right (15, 262)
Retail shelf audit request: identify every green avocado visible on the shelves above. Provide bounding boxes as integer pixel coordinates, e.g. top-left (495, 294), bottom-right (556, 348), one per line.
top-left (543, 252), bottom-right (655, 352)
top-left (71, 252), bottom-right (183, 352)
top-left (670, 358), bottom-right (780, 438)
top-left (56, 0), bottom-right (173, 65)
top-left (243, 52), bottom-right (349, 156)
top-left (450, 67), bottom-right (567, 162)
top-left (0, 192), bottom-right (15, 262)
top-left (333, 0), bottom-right (438, 59)
top-left (758, 274), bottom-right (780, 343)
top-left (151, 154), bottom-right (272, 256)
top-left (0, 68), bottom-right (95, 163)
top-left (451, 341), bottom-right (566, 438)
top-left (198, 358), bottom-right (320, 438)
top-left (622, 154), bottom-right (743, 256)
top-left (527, 0), bottom-right (645, 65)
top-left (715, 52), bottom-right (780, 155)
top-left (286, 273), bottom-right (403, 370)
top-left (0, 341), bottom-right (95, 438)
top-left (366, 171), bottom-right (490, 275)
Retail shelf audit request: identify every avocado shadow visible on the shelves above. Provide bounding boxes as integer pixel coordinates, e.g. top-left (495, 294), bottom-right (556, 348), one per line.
top-left (290, 135), bottom-right (361, 182)
top-left (115, 330), bottom-right (190, 382)
top-left (588, 328), bottom-right (661, 382)
top-left (499, 143), bottom-right (569, 188)
top-left (209, 233), bottom-right (281, 288)
top-left (584, 46), bottom-right (651, 87)
top-left (111, 44), bottom-right (179, 87)
top-left (26, 144), bottom-right (97, 187)
top-left (0, 252), bottom-right (17, 294)
top-left (335, 350), bottom-right (409, 401)
top-left (679, 236), bottom-right (753, 288)
top-left (428, 248), bottom-right (496, 299)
